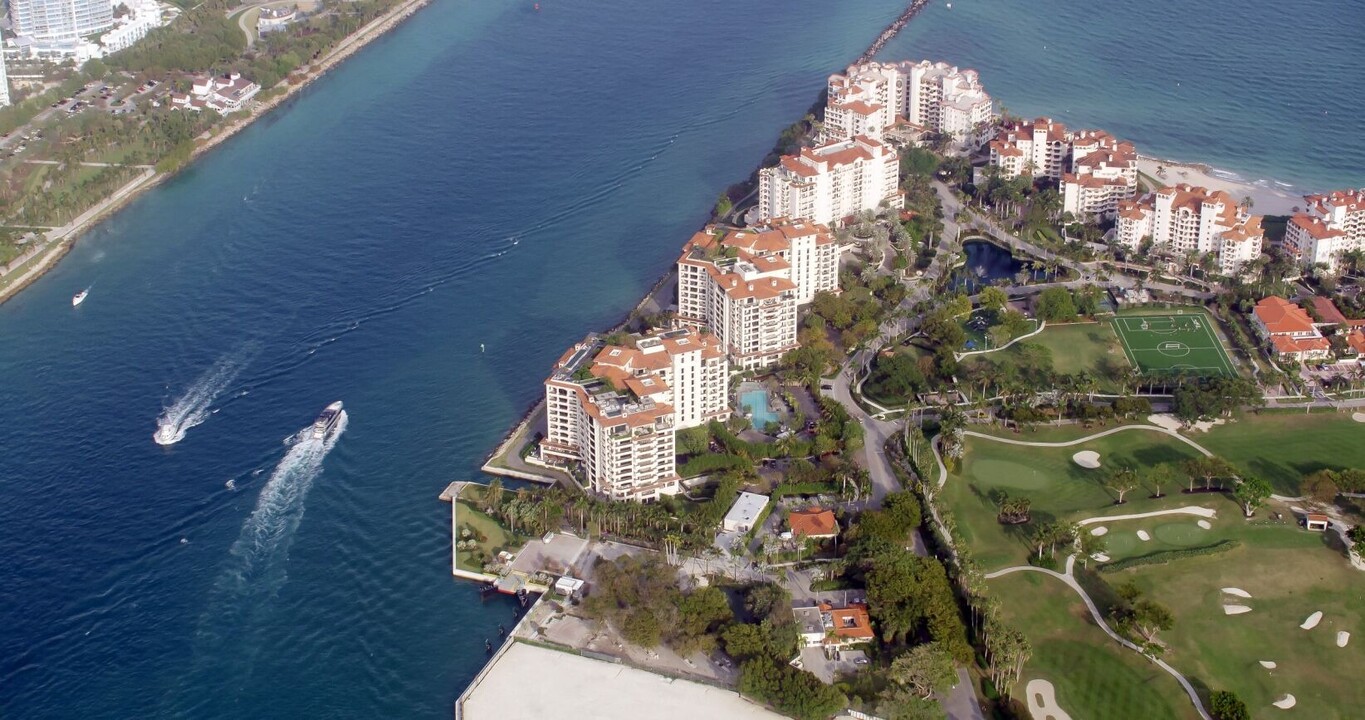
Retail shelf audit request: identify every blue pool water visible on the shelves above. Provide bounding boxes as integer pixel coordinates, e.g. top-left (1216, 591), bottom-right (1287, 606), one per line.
top-left (741, 389), bottom-right (780, 429)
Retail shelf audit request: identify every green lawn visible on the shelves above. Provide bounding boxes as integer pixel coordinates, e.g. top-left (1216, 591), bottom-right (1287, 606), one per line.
top-left (962, 321), bottom-right (1132, 392)
top-left (1194, 413), bottom-right (1365, 495)
top-left (1111, 313), bottom-right (1237, 378)
top-left (453, 500), bottom-right (524, 574)
top-left (989, 571), bottom-right (1197, 720)
top-left (946, 430), bottom-right (1209, 569)
top-left (1114, 516), bottom-right (1365, 719)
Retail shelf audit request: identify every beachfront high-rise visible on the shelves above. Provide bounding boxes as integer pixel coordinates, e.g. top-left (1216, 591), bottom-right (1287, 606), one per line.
top-left (8, 0), bottom-right (115, 44)
top-left (702, 219), bottom-right (841, 305)
top-left (824, 59), bottom-right (993, 143)
top-left (540, 328), bottom-right (729, 502)
top-left (757, 136), bottom-right (900, 226)
top-left (988, 118), bottom-right (1139, 220)
top-left (1283, 189), bottom-right (1365, 273)
top-left (1115, 184), bottom-right (1264, 277)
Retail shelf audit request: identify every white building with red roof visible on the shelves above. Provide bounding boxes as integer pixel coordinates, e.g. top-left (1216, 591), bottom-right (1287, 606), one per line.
top-left (757, 136), bottom-right (900, 226)
top-left (540, 327), bottom-right (730, 502)
top-left (824, 59), bottom-right (992, 144)
top-left (1115, 184), bottom-right (1264, 277)
top-left (1283, 189), bottom-right (1365, 273)
top-left (676, 231), bottom-right (799, 372)
top-left (988, 118), bottom-right (1139, 220)
top-left (1251, 296), bottom-right (1331, 362)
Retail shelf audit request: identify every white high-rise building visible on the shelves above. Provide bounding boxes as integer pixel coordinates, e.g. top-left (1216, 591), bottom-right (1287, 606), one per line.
top-left (824, 59), bottom-right (993, 142)
top-left (703, 219), bottom-right (841, 305)
top-left (0, 53), bottom-right (10, 108)
top-left (758, 135), bottom-right (900, 226)
top-left (1283, 189), bottom-right (1365, 273)
top-left (988, 119), bottom-right (1139, 220)
top-left (677, 235), bottom-right (799, 372)
top-left (1115, 184), bottom-right (1264, 277)
top-left (539, 328), bottom-right (729, 502)
top-left (9, 0), bottom-right (114, 45)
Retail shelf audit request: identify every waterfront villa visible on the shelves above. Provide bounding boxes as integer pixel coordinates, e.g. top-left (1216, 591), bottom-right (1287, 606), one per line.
top-left (824, 59), bottom-right (993, 144)
top-left (1251, 296), bottom-right (1332, 362)
top-left (539, 327), bottom-right (730, 502)
top-left (1283, 188), bottom-right (1365, 273)
top-left (757, 135), bottom-right (901, 226)
top-left (1115, 184), bottom-right (1263, 277)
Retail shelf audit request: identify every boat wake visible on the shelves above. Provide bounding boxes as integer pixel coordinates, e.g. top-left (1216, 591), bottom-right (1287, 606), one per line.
top-left (153, 349), bottom-right (253, 445)
top-left (224, 410), bottom-right (347, 592)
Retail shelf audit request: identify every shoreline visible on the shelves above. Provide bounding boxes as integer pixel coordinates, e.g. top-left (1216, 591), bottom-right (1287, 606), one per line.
top-left (0, 0), bottom-right (433, 307)
top-left (1135, 154), bottom-right (1305, 216)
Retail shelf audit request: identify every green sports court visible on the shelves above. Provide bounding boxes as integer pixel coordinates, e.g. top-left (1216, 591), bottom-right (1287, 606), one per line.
top-left (1110, 313), bottom-right (1237, 377)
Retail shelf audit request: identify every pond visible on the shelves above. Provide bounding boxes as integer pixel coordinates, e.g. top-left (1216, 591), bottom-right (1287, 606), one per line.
top-left (950, 238), bottom-right (1044, 293)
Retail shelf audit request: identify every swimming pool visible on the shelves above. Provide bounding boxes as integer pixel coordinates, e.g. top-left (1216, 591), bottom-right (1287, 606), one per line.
top-left (740, 388), bottom-right (780, 429)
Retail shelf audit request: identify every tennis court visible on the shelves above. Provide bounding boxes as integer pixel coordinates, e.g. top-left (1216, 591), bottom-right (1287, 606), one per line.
top-left (1110, 313), bottom-right (1237, 377)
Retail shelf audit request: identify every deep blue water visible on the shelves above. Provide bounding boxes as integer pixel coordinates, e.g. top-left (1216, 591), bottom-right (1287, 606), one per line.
top-left (2, 0), bottom-right (1360, 717)
top-left (0, 0), bottom-right (912, 717)
top-left (880, 0), bottom-right (1365, 191)
top-left (952, 238), bottom-right (1042, 293)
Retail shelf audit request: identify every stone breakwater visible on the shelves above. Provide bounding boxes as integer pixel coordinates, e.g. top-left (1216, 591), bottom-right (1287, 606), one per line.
top-left (857, 0), bottom-right (933, 64)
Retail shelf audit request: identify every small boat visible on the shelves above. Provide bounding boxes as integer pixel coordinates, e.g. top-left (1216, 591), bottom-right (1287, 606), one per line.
top-left (72, 288), bottom-right (89, 307)
top-left (311, 401), bottom-right (343, 441)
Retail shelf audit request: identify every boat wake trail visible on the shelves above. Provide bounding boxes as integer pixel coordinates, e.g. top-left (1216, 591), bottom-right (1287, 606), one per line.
top-left (225, 411), bottom-right (347, 591)
top-left (153, 348), bottom-right (254, 445)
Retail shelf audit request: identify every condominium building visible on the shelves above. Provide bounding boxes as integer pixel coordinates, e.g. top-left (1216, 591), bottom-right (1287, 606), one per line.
top-left (702, 219), bottom-right (840, 304)
top-left (8, 0), bottom-right (114, 44)
top-left (540, 327), bottom-right (730, 502)
top-left (0, 52), bottom-right (9, 108)
top-left (1115, 184), bottom-right (1264, 276)
top-left (1283, 189), bottom-right (1365, 273)
top-left (824, 59), bottom-right (993, 142)
top-left (989, 119), bottom-right (1139, 219)
top-left (677, 234), bottom-right (799, 372)
top-left (757, 135), bottom-right (900, 226)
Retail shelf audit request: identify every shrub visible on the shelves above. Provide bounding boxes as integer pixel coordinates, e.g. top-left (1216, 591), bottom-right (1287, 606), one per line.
top-left (1100, 540), bottom-right (1240, 573)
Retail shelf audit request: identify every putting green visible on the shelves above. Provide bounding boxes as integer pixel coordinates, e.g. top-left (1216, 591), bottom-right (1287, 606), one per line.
top-left (973, 459), bottom-right (1052, 490)
top-left (1153, 522), bottom-right (1206, 546)
top-left (1103, 531), bottom-right (1138, 557)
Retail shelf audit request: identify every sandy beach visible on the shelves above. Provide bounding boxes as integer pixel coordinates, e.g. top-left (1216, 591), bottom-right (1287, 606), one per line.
top-left (1137, 155), bottom-right (1303, 216)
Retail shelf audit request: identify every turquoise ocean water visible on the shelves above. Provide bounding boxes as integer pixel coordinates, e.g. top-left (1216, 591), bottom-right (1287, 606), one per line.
top-left (1, 0), bottom-right (1359, 717)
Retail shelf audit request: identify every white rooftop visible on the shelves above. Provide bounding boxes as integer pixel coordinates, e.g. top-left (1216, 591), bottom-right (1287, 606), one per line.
top-left (460, 642), bottom-right (784, 719)
top-left (723, 492), bottom-right (770, 530)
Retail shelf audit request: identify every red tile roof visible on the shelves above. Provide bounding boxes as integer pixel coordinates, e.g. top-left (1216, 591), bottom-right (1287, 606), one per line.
top-left (1254, 297), bottom-right (1316, 335)
top-left (788, 508), bottom-right (838, 538)
top-left (1310, 296), bottom-right (1348, 325)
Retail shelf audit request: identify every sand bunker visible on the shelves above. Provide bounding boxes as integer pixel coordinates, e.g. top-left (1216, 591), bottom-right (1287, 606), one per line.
top-left (1147, 414), bottom-right (1182, 431)
top-left (1072, 451), bottom-right (1101, 469)
top-left (1091, 553), bottom-right (1110, 562)
top-left (1221, 588), bottom-right (1252, 598)
top-left (1223, 605), bottom-right (1252, 615)
top-left (1137, 530), bottom-right (1151, 541)
top-left (1273, 694), bottom-right (1296, 709)
top-left (1353, 412), bottom-right (1365, 423)
top-left (1198, 520), bottom-right (1212, 529)
top-left (1301, 611), bottom-right (1323, 630)
top-left (1259, 660), bottom-right (1277, 669)
top-left (1024, 679), bottom-right (1074, 720)
top-left (1090, 526), bottom-right (1108, 536)
top-left (1338, 631), bottom-right (1351, 647)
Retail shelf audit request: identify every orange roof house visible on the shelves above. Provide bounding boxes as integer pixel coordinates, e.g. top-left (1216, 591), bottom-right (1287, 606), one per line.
top-left (1253, 297), bottom-right (1316, 335)
top-left (788, 508), bottom-right (839, 539)
top-left (823, 603), bottom-right (875, 642)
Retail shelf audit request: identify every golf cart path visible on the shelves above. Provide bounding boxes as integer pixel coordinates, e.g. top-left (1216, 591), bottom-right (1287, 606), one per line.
top-left (985, 556), bottom-right (1212, 720)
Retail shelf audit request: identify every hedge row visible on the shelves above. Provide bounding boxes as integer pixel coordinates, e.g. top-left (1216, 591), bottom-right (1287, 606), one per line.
top-left (678, 453), bottom-right (749, 478)
top-left (1099, 540), bottom-right (1240, 573)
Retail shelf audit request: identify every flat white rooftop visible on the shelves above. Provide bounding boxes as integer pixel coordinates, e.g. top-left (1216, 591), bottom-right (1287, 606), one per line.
top-left (460, 642), bottom-right (784, 720)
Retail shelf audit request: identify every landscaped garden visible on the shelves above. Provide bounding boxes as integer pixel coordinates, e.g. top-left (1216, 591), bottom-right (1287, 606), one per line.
top-left (453, 496), bottom-right (527, 574)
top-left (1195, 411), bottom-right (1365, 495)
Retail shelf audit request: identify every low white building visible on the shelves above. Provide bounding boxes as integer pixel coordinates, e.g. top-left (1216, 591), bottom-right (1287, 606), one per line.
top-left (722, 492), bottom-right (770, 533)
top-left (170, 72), bottom-right (261, 114)
top-left (257, 5), bottom-right (298, 34)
